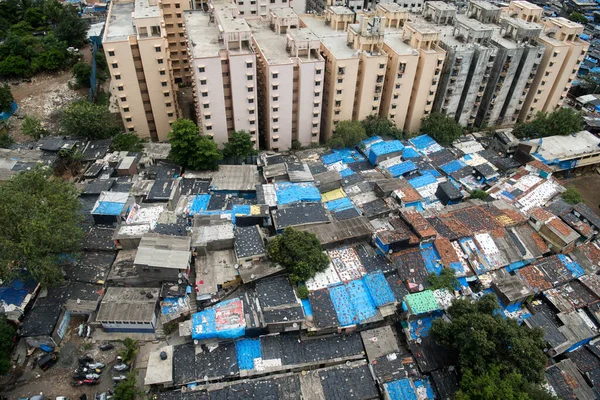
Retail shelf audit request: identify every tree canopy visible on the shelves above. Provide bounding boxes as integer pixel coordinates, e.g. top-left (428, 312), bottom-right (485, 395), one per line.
top-left (0, 167), bottom-right (83, 286)
top-left (113, 372), bottom-right (140, 400)
top-left (72, 61), bottom-right (92, 88)
top-left (562, 186), bottom-right (584, 205)
top-left (427, 268), bottom-right (458, 291)
top-left (512, 109), bottom-right (583, 139)
top-left (432, 295), bottom-right (547, 392)
top-left (168, 119), bottom-right (222, 170)
top-left (420, 112), bottom-right (464, 146)
top-left (470, 189), bottom-right (488, 200)
top-left (0, 84), bottom-right (14, 113)
top-left (59, 100), bottom-right (121, 140)
top-left (222, 130), bottom-right (257, 160)
top-left (328, 120), bottom-right (367, 149)
top-left (569, 12), bottom-right (588, 24)
top-left (21, 115), bottom-right (46, 140)
top-left (362, 115), bottom-right (403, 139)
top-left (0, 315), bottom-right (16, 375)
top-left (267, 227), bottom-right (329, 284)
top-left (110, 133), bottom-right (145, 153)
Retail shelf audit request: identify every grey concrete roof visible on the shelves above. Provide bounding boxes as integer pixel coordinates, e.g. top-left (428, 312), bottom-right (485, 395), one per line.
top-left (96, 287), bottom-right (159, 323)
top-left (134, 233), bottom-right (191, 269)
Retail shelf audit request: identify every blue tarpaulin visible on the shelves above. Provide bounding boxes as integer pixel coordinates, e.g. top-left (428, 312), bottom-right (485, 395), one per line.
top-left (301, 299), bottom-right (313, 317)
top-left (402, 147), bottom-right (420, 159)
top-left (161, 297), bottom-right (186, 315)
top-left (322, 148), bottom-right (365, 165)
top-left (364, 271), bottom-right (396, 307)
top-left (440, 159), bottom-right (466, 175)
top-left (0, 278), bottom-right (37, 307)
top-left (93, 201), bottom-right (126, 215)
top-left (191, 298), bottom-right (245, 340)
top-left (414, 378), bottom-right (435, 399)
top-left (360, 136), bottom-right (384, 151)
top-left (387, 161), bottom-right (417, 177)
top-left (558, 254), bottom-right (585, 278)
top-left (421, 169), bottom-right (441, 178)
top-left (0, 101), bottom-right (18, 121)
top-left (329, 277), bottom-right (380, 326)
top-left (235, 338), bottom-right (262, 370)
top-left (346, 279), bottom-right (378, 321)
top-left (368, 140), bottom-right (404, 165)
top-left (421, 245), bottom-right (442, 275)
top-left (329, 284), bottom-right (357, 326)
top-left (408, 173), bottom-right (437, 189)
top-left (581, 33), bottom-right (590, 40)
top-left (409, 134), bottom-right (442, 155)
top-left (189, 194), bottom-right (211, 215)
top-left (339, 168), bottom-right (354, 177)
top-left (384, 379), bottom-right (418, 400)
top-left (275, 182), bottom-right (321, 205)
top-left (325, 197), bottom-right (355, 212)
top-left (408, 316), bottom-right (433, 340)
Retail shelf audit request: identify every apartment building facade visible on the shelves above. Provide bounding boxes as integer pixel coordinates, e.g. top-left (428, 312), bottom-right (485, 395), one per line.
top-left (183, 3), bottom-right (260, 148)
top-left (159, 0), bottom-right (192, 84)
top-left (103, 0), bottom-right (178, 142)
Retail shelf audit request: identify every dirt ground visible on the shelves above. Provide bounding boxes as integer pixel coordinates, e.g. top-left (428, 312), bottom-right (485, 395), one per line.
top-left (2, 316), bottom-right (125, 400)
top-left (559, 172), bottom-right (600, 211)
top-left (5, 44), bottom-right (93, 143)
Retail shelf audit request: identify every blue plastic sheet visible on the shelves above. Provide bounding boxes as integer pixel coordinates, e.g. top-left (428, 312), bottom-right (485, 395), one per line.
top-left (161, 297), bottom-right (186, 315)
top-left (414, 378), bottom-right (435, 399)
top-left (189, 194), bottom-right (211, 215)
top-left (384, 379), bottom-right (417, 400)
top-left (421, 246), bottom-right (442, 275)
top-left (191, 298), bottom-right (245, 340)
top-left (347, 279), bottom-right (378, 321)
top-left (275, 182), bottom-right (321, 205)
top-left (368, 140), bottom-right (404, 165)
top-left (93, 201), bottom-right (125, 215)
top-left (408, 317), bottom-right (433, 340)
top-left (329, 284), bottom-right (357, 326)
top-left (364, 271), bottom-right (396, 307)
top-left (325, 197), bottom-right (355, 212)
top-left (235, 338), bottom-right (262, 370)
top-left (387, 161), bottom-right (417, 177)
top-left (301, 299), bottom-right (313, 317)
top-left (421, 169), bottom-right (441, 178)
top-left (402, 147), bottom-right (420, 159)
top-left (408, 173), bottom-right (437, 189)
top-left (339, 168), bottom-right (354, 177)
top-left (558, 254), bottom-right (585, 278)
top-left (440, 159), bottom-right (466, 175)
top-left (322, 148), bottom-right (364, 165)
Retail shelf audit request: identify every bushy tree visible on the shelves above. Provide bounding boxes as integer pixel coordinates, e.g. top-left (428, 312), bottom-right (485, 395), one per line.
top-left (0, 133), bottom-right (13, 149)
top-left (432, 295), bottom-right (547, 385)
top-left (113, 372), bottom-right (140, 400)
top-left (562, 186), bottom-right (584, 205)
top-left (297, 284), bottom-right (309, 299)
top-left (72, 61), bottom-right (92, 88)
top-left (21, 115), bottom-right (46, 139)
top-left (513, 109), bottom-right (583, 139)
top-left (59, 100), bottom-right (120, 140)
top-left (0, 84), bottom-right (13, 113)
top-left (168, 119), bottom-right (222, 170)
top-left (470, 189), bottom-right (488, 200)
top-left (55, 5), bottom-right (87, 47)
top-left (222, 130), bottom-right (257, 160)
top-left (421, 112), bottom-right (464, 146)
top-left (118, 338), bottom-right (139, 365)
top-left (110, 133), bottom-right (145, 152)
top-left (569, 12), bottom-right (588, 24)
top-left (0, 55), bottom-right (30, 77)
top-left (362, 115), bottom-right (403, 139)
top-left (427, 268), bottom-right (458, 291)
top-left (0, 315), bottom-right (16, 375)
top-left (267, 227), bottom-right (329, 283)
top-left (328, 120), bottom-right (367, 149)
top-left (0, 167), bottom-right (83, 286)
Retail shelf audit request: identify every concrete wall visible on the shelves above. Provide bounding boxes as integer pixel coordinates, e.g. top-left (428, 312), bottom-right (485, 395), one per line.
top-left (354, 53), bottom-right (388, 121)
top-left (194, 56), bottom-right (229, 145)
top-left (434, 45), bottom-right (474, 121)
top-left (229, 53), bottom-right (259, 146)
top-left (457, 46), bottom-right (496, 127)
top-left (296, 58), bottom-right (325, 146)
top-left (160, 0), bottom-right (192, 84)
top-left (380, 46), bottom-right (419, 131)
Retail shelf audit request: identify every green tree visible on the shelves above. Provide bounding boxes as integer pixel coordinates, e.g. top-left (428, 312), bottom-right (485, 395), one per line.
top-left (59, 100), bottom-right (120, 140)
top-left (118, 338), bottom-right (139, 365)
top-left (222, 130), bottom-right (257, 159)
top-left (328, 120), bottom-right (367, 149)
top-left (421, 112), bottom-right (464, 146)
top-left (113, 372), bottom-right (140, 400)
top-left (470, 189), bottom-right (488, 200)
top-left (569, 12), bottom-right (588, 24)
top-left (168, 119), bottom-right (222, 170)
top-left (21, 115), bottom-right (46, 139)
top-left (110, 133), bottom-right (145, 153)
top-left (0, 167), bottom-right (83, 286)
top-left (0, 315), bottom-right (16, 375)
top-left (456, 366), bottom-right (532, 400)
top-left (432, 295), bottom-right (547, 384)
top-left (267, 227), bottom-right (329, 284)
top-left (427, 268), bottom-right (458, 291)
top-left (562, 186), bottom-right (584, 205)
top-left (0, 133), bottom-right (13, 149)
top-left (362, 115), bottom-right (403, 139)
top-left (0, 84), bottom-right (13, 113)
top-left (297, 284), bottom-right (309, 299)
top-left (72, 61), bottom-right (92, 88)
top-left (55, 6), bottom-right (87, 47)
top-left (513, 109), bottom-right (583, 139)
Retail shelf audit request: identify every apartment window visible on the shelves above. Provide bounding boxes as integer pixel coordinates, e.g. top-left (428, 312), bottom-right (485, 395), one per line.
top-left (537, 90), bottom-right (542, 94)
top-left (112, 63), bottom-right (118, 68)
top-left (250, 120), bottom-right (256, 125)
top-left (200, 79), bottom-right (207, 85)
top-left (272, 73), bottom-right (279, 79)
top-left (426, 100), bottom-right (431, 105)
top-left (397, 73), bottom-right (403, 79)
top-left (179, 33), bottom-right (184, 37)
top-left (206, 125), bottom-right (212, 130)
top-left (176, 13), bottom-right (181, 17)
top-left (273, 107), bottom-right (279, 112)
top-left (117, 86), bottom-right (124, 91)
top-left (273, 96), bottom-right (279, 101)
top-left (159, 70), bottom-right (166, 76)
top-left (273, 117), bottom-right (278, 122)
top-left (545, 71), bottom-right (550, 77)
top-left (155, 46), bottom-right (161, 52)
top-left (271, 0), bottom-right (275, 3)
top-left (334, 110), bottom-right (340, 115)
top-left (166, 102), bottom-right (172, 107)
top-left (171, 51), bottom-right (178, 56)
top-left (372, 106), bottom-right (377, 111)
top-left (239, 0), bottom-right (243, 3)
top-left (128, 127), bottom-right (135, 132)
top-left (247, 75), bottom-right (253, 81)
top-left (239, 10), bottom-right (244, 14)
top-left (316, 69), bottom-right (322, 75)
top-left (273, 128), bottom-right (279, 133)
top-left (108, 51), bottom-right (115, 57)
top-left (125, 118), bottom-right (132, 122)
top-left (393, 94), bottom-right (398, 99)
top-left (251, 10), bottom-right (256, 14)
top-left (316, 81), bottom-right (321, 86)
top-left (115, 74), bottom-right (121, 80)
top-left (175, 2), bottom-right (180, 7)
top-left (337, 78), bottom-right (343, 84)
top-left (178, 23), bottom-right (183, 27)
top-left (248, 98), bottom-right (254, 103)
top-left (158, 59), bottom-right (164, 64)
top-left (314, 102), bottom-right (319, 107)
top-left (379, 63), bottom-right (385, 69)
top-left (250, 109), bottom-right (255, 114)
top-left (335, 100), bottom-right (341, 107)
top-left (203, 103), bottom-right (209, 109)
top-left (199, 67), bottom-right (205, 73)
top-left (247, 62), bottom-right (253, 68)
top-left (123, 107), bottom-right (129, 112)
top-left (168, 112), bottom-right (174, 117)
top-left (553, 51), bottom-right (558, 57)
top-left (395, 84), bottom-right (401, 89)
top-left (205, 114), bottom-right (211, 120)
top-left (161, 81), bottom-right (169, 87)
top-left (202, 91), bottom-right (208, 97)
top-left (248, 87), bottom-right (254, 92)
top-left (312, 123), bottom-right (318, 128)
top-left (272, 85), bottom-right (278, 90)
top-left (163, 92), bottom-right (170, 97)
top-left (338, 67), bottom-right (345, 75)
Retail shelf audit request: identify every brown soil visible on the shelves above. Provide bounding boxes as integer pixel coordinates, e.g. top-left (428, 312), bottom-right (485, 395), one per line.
top-left (558, 172), bottom-right (600, 211)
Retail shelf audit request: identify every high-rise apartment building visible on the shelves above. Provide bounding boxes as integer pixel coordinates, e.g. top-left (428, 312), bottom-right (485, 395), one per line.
top-left (183, 3), bottom-right (259, 148)
top-left (159, 0), bottom-right (192, 84)
top-left (103, 0), bottom-right (178, 142)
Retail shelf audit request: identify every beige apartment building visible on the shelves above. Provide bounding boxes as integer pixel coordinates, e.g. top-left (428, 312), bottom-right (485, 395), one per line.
top-left (251, 8), bottom-right (324, 150)
top-left (183, 3), bottom-right (259, 148)
top-left (103, 0), bottom-right (178, 142)
top-left (518, 16), bottom-right (588, 120)
top-left (159, 0), bottom-right (192, 84)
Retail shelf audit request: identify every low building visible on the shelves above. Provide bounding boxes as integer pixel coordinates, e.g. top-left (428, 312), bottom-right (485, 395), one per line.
top-left (528, 207), bottom-right (580, 252)
top-left (255, 275), bottom-right (304, 333)
top-left (195, 249), bottom-right (241, 305)
top-left (192, 215), bottom-right (235, 254)
top-left (146, 179), bottom-right (181, 211)
top-left (134, 234), bottom-right (192, 282)
top-left (272, 202), bottom-right (330, 232)
top-left (96, 287), bottom-right (160, 333)
top-left (234, 225), bottom-right (266, 263)
top-left (297, 217), bottom-right (373, 249)
top-left (91, 191), bottom-right (135, 226)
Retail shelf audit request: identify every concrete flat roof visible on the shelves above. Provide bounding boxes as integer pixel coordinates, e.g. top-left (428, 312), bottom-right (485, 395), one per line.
top-left (145, 346), bottom-right (174, 386)
top-left (470, 0), bottom-right (501, 11)
top-left (249, 20), bottom-right (293, 64)
top-left (525, 131), bottom-right (600, 161)
top-left (426, 0), bottom-right (456, 11)
top-left (105, 2), bottom-right (135, 41)
top-left (184, 11), bottom-right (223, 57)
top-left (384, 28), bottom-right (419, 55)
top-left (135, 0), bottom-right (159, 19)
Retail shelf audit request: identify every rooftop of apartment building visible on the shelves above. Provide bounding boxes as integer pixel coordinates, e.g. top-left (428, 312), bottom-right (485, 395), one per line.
top-left (414, 14), bottom-right (492, 50)
top-left (383, 29), bottom-right (420, 56)
top-left (135, 0), bottom-right (160, 19)
top-left (248, 20), bottom-right (295, 64)
top-left (105, 1), bottom-right (136, 41)
top-left (301, 14), bottom-right (361, 58)
top-left (184, 10), bottom-right (252, 57)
